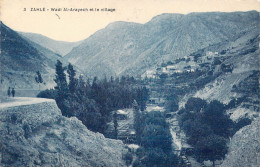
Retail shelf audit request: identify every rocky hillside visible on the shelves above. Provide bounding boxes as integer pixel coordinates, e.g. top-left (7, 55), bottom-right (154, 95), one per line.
top-left (220, 117), bottom-right (260, 167)
top-left (193, 29), bottom-right (259, 104)
top-left (64, 11), bottom-right (259, 77)
top-left (0, 97), bottom-right (128, 167)
top-left (190, 28), bottom-right (260, 121)
top-left (19, 32), bottom-right (82, 56)
top-left (0, 22), bottom-right (62, 97)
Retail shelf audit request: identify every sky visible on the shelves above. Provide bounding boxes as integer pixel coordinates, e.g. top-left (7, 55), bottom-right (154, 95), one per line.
top-left (1, 0), bottom-right (260, 42)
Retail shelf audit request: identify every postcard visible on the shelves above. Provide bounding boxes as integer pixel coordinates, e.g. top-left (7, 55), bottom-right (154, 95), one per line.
top-left (0, 0), bottom-right (259, 166)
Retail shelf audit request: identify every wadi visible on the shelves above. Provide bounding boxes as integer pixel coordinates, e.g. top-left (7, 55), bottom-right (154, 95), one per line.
top-left (0, 10), bottom-right (259, 167)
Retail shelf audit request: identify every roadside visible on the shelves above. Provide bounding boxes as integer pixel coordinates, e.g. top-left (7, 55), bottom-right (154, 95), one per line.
top-left (0, 97), bottom-right (54, 109)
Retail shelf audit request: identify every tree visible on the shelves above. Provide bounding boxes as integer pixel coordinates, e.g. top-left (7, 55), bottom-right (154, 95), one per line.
top-left (179, 98), bottom-right (233, 164)
top-left (185, 97), bottom-right (207, 113)
top-left (165, 93), bottom-right (179, 112)
top-left (113, 111), bottom-right (118, 139)
top-left (142, 148), bottom-right (168, 167)
top-left (159, 73), bottom-right (168, 83)
top-left (195, 134), bottom-right (228, 167)
top-left (182, 118), bottom-right (213, 145)
top-left (122, 152), bottom-right (133, 167)
top-left (54, 60), bottom-right (70, 116)
top-left (77, 98), bottom-right (102, 132)
top-left (133, 100), bottom-right (143, 144)
top-left (136, 87), bottom-right (149, 111)
top-left (141, 111), bottom-right (172, 154)
top-left (141, 124), bottom-right (172, 153)
top-left (35, 71), bottom-right (43, 90)
top-left (204, 100), bottom-right (233, 137)
top-left (67, 63), bottom-right (77, 94)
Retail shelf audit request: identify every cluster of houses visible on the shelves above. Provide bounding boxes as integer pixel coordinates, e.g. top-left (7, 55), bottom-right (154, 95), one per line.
top-left (142, 51), bottom-right (222, 79)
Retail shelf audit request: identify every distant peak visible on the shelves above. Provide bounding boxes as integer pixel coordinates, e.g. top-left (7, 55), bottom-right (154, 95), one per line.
top-left (147, 13), bottom-right (184, 24)
top-left (105, 21), bottom-right (142, 29)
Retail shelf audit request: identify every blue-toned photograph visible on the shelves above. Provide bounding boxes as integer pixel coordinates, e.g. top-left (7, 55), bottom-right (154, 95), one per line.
top-left (0, 0), bottom-right (259, 166)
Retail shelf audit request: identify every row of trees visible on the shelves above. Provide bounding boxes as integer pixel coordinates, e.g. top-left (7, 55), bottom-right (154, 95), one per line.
top-left (38, 60), bottom-right (149, 134)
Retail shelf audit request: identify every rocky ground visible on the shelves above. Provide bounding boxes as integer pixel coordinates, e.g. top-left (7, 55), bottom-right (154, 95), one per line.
top-left (0, 98), bottom-right (128, 167)
top-left (220, 117), bottom-right (260, 167)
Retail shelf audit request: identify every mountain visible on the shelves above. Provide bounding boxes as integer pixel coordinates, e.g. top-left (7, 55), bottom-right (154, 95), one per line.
top-left (152, 23), bottom-right (259, 166)
top-left (0, 98), bottom-right (128, 166)
top-left (192, 28), bottom-right (259, 101)
top-left (159, 25), bottom-right (260, 119)
top-left (19, 32), bottom-right (82, 56)
top-left (0, 22), bottom-right (62, 97)
top-left (188, 26), bottom-right (260, 122)
top-left (64, 11), bottom-right (259, 77)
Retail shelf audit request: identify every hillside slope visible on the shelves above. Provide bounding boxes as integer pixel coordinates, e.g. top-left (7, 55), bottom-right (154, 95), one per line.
top-left (0, 22), bottom-right (62, 97)
top-left (220, 117), bottom-right (260, 167)
top-left (0, 98), bottom-right (127, 167)
top-left (193, 28), bottom-right (259, 103)
top-left (19, 32), bottom-right (82, 56)
top-left (64, 11), bottom-right (259, 77)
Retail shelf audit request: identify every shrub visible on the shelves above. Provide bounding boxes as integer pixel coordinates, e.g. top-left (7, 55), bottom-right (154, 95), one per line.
top-left (37, 89), bottom-right (56, 99)
top-left (234, 118), bottom-right (252, 132)
top-left (185, 97), bottom-right (207, 113)
top-left (122, 151), bottom-right (133, 166)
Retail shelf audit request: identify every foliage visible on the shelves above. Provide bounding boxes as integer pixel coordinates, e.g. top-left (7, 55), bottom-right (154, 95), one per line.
top-left (54, 60), bottom-right (70, 116)
top-left (234, 118), bottom-right (252, 132)
top-left (195, 134), bottom-right (228, 164)
top-left (67, 63), bottom-right (77, 94)
top-left (135, 87), bottom-right (149, 111)
top-left (35, 71), bottom-right (43, 90)
top-left (165, 93), bottom-right (179, 113)
top-left (133, 100), bottom-right (145, 144)
top-left (159, 73), bottom-right (168, 83)
top-left (225, 97), bottom-right (246, 110)
top-left (133, 111), bottom-right (177, 167)
top-left (40, 62), bottom-right (149, 134)
top-left (113, 111), bottom-right (118, 139)
top-left (133, 148), bottom-right (179, 167)
top-left (35, 71), bottom-right (43, 84)
top-left (213, 57), bottom-right (222, 65)
top-left (122, 151), bottom-right (133, 167)
top-left (185, 97), bottom-right (207, 113)
top-left (37, 89), bottom-right (56, 99)
top-left (179, 97), bottom-right (234, 164)
top-left (141, 124), bottom-right (172, 153)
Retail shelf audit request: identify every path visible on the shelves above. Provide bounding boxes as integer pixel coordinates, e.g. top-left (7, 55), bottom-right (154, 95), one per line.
top-left (0, 97), bottom-right (54, 109)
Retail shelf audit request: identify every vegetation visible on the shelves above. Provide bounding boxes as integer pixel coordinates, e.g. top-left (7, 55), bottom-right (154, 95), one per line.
top-left (165, 93), bottom-right (179, 113)
top-left (133, 100), bottom-right (145, 144)
top-left (113, 111), bottom-right (118, 139)
top-left (37, 89), bottom-right (55, 99)
top-left (35, 71), bottom-right (43, 90)
top-left (122, 151), bottom-right (133, 167)
top-left (38, 60), bottom-right (149, 134)
top-left (133, 111), bottom-right (179, 167)
top-left (234, 118), bottom-right (252, 132)
top-left (178, 97), bottom-right (234, 166)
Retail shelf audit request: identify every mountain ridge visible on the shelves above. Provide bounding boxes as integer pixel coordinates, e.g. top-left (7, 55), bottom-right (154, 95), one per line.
top-left (19, 32), bottom-right (82, 56)
top-left (64, 10), bottom-right (259, 77)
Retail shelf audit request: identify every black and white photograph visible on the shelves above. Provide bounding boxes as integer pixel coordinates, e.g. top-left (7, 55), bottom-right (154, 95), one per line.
top-left (0, 0), bottom-right (259, 166)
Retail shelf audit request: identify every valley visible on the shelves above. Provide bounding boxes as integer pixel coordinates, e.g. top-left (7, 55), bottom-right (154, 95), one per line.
top-left (0, 10), bottom-right (259, 167)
